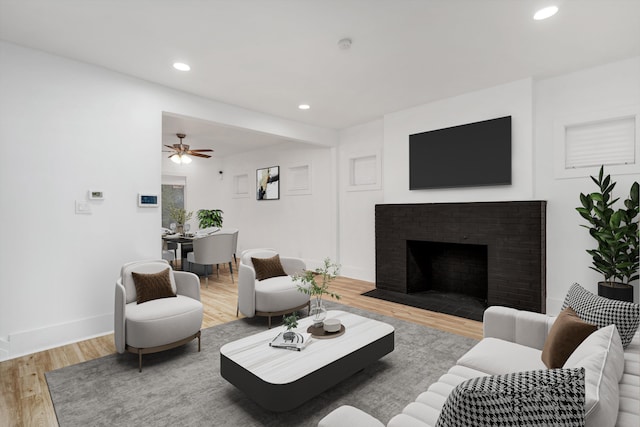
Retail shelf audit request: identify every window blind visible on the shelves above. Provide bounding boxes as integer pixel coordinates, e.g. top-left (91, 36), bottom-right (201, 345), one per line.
top-left (565, 116), bottom-right (635, 169)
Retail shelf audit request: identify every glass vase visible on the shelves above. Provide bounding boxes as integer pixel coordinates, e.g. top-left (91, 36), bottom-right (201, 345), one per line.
top-left (309, 297), bottom-right (327, 328)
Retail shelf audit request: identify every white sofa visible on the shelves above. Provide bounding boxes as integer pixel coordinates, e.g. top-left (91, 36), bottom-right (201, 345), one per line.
top-left (319, 306), bottom-right (640, 427)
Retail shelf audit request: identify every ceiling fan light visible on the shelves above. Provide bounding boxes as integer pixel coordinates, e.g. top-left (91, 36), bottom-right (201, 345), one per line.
top-left (170, 154), bottom-right (181, 164)
top-left (181, 155), bottom-right (192, 164)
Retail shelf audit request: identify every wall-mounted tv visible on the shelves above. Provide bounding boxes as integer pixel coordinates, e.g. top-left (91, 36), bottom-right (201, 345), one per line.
top-left (409, 116), bottom-right (512, 190)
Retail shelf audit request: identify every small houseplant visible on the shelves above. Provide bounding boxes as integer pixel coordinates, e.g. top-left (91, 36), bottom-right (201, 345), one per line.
top-left (168, 203), bottom-right (193, 234)
top-left (282, 312), bottom-right (299, 341)
top-left (294, 258), bottom-right (341, 327)
top-left (576, 166), bottom-right (639, 301)
top-left (197, 209), bottom-right (224, 229)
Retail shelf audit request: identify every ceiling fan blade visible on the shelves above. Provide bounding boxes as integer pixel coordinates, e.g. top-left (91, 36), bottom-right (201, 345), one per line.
top-left (188, 149), bottom-right (214, 152)
top-left (188, 152), bottom-right (212, 158)
top-left (164, 145), bottom-right (177, 150)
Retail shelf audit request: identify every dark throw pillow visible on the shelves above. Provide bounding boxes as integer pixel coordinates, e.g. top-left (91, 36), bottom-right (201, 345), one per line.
top-left (541, 306), bottom-right (597, 368)
top-left (435, 368), bottom-right (586, 427)
top-left (251, 255), bottom-right (287, 281)
top-left (132, 268), bottom-right (176, 304)
top-left (562, 283), bottom-right (640, 348)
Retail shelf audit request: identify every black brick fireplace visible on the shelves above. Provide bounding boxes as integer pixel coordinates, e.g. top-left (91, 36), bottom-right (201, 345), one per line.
top-left (374, 201), bottom-right (546, 319)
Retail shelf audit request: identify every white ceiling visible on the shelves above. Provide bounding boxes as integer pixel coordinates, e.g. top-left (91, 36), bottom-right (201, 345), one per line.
top-left (1, 0), bottom-right (639, 154)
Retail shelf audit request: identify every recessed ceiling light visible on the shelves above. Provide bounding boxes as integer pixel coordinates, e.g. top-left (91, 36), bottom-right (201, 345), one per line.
top-left (298, 104), bottom-right (310, 110)
top-left (173, 62), bottom-right (191, 71)
top-left (533, 6), bottom-right (558, 20)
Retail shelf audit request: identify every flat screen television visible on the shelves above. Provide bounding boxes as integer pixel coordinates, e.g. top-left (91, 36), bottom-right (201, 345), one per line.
top-left (409, 116), bottom-right (512, 190)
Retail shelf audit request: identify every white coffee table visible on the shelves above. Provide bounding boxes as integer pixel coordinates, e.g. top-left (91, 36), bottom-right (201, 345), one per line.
top-left (220, 310), bottom-right (395, 412)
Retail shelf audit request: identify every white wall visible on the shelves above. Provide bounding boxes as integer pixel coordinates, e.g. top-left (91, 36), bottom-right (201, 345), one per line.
top-left (534, 56), bottom-right (640, 312)
top-left (0, 41), bottom-right (337, 360)
top-left (338, 62), bottom-right (639, 313)
top-left (220, 143), bottom-right (336, 268)
top-left (337, 119), bottom-right (384, 281)
top-left (383, 78), bottom-right (534, 204)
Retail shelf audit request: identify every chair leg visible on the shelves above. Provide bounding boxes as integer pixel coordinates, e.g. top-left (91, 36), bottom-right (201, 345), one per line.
top-left (216, 264), bottom-right (220, 278)
top-left (197, 331), bottom-right (201, 352)
top-left (138, 349), bottom-right (143, 373)
top-left (268, 315), bottom-right (272, 329)
top-left (229, 262), bottom-right (234, 283)
top-left (236, 302), bottom-right (239, 317)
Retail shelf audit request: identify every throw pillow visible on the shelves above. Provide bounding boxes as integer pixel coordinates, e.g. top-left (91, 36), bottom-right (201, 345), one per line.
top-left (251, 255), bottom-right (287, 281)
top-left (562, 283), bottom-right (639, 348)
top-left (435, 368), bottom-right (586, 427)
top-left (563, 324), bottom-right (624, 427)
top-left (131, 268), bottom-right (177, 304)
top-left (541, 306), bottom-right (597, 368)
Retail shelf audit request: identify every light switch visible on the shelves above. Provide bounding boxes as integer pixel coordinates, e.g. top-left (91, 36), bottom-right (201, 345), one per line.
top-left (75, 200), bottom-right (92, 214)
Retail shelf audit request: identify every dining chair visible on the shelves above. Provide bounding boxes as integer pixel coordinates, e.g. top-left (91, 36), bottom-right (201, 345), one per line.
top-left (186, 231), bottom-right (236, 287)
top-left (219, 227), bottom-right (239, 265)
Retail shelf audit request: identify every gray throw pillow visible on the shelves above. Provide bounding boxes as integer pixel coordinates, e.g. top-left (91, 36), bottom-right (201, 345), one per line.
top-left (435, 368), bottom-right (586, 427)
top-left (562, 283), bottom-right (639, 348)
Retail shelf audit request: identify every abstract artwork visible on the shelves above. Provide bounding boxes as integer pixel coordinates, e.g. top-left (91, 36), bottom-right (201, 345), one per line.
top-left (256, 166), bottom-right (280, 200)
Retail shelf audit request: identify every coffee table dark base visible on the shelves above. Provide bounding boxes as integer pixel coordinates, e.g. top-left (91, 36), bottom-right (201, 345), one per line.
top-left (220, 331), bottom-right (394, 412)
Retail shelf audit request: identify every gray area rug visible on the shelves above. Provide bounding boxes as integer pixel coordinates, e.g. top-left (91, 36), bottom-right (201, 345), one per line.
top-left (46, 302), bottom-right (477, 426)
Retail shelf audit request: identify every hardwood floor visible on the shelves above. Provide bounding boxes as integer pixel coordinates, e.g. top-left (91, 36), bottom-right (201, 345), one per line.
top-left (0, 267), bottom-right (482, 427)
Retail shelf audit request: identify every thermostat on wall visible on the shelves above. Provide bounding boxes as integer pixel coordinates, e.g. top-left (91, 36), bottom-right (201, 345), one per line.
top-left (88, 189), bottom-right (104, 200)
top-left (138, 193), bottom-right (159, 207)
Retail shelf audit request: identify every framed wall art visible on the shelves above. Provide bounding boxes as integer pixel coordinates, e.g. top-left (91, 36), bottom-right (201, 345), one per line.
top-left (256, 166), bottom-right (280, 200)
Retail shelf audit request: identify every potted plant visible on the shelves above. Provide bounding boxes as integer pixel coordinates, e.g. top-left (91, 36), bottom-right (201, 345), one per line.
top-left (168, 203), bottom-right (193, 234)
top-left (294, 258), bottom-right (341, 327)
top-left (576, 166), bottom-right (639, 302)
top-left (282, 312), bottom-right (299, 341)
top-left (197, 209), bottom-right (224, 229)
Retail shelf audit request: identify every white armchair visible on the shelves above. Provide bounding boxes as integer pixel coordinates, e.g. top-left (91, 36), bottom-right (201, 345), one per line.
top-left (114, 259), bottom-right (203, 371)
top-left (237, 249), bottom-right (310, 328)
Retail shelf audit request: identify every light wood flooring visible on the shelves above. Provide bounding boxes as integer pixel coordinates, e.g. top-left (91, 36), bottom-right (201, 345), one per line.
top-left (0, 266), bottom-right (482, 427)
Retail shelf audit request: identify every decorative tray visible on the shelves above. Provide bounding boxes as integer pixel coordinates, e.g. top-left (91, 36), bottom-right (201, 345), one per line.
top-left (307, 324), bottom-right (346, 339)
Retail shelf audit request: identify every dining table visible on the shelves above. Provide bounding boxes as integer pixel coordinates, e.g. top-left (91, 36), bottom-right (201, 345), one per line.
top-left (162, 234), bottom-right (195, 270)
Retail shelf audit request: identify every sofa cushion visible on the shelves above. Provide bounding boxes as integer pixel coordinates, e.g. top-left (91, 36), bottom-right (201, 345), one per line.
top-left (541, 306), bottom-right (598, 368)
top-left (435, 368), bottom-right (586, 427)
top-left (456, 337), bottom-right (546, 376)
top-left (562, 283), bottom-right (640, 348)
top-left (252, 254), bottom-right (287, 281)
top-left (131, 268), bottom-right (177, 304)
top-left (563, 324), bottom-right (624, 427)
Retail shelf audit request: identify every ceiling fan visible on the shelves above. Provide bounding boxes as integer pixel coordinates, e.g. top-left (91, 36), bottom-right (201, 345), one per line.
top-left (164, 133), bottom-right (213, 164)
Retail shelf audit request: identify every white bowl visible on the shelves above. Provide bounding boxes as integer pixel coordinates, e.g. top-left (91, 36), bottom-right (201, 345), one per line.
top-left (323, 318), bottom-right (341, 333)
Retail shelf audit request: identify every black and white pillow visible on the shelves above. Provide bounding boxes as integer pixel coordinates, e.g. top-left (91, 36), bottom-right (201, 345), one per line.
top-left (435, 368), bottom-right (585, 427)
top-left (562, 283), bottom-right (639, 348)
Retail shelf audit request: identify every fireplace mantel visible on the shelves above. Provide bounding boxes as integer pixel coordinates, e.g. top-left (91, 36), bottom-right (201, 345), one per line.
top-left (375, 201), bottom-right (546, 314)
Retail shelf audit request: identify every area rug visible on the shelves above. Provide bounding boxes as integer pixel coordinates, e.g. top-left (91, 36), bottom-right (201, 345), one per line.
top-left (46, 302), bottom-right (477, 427)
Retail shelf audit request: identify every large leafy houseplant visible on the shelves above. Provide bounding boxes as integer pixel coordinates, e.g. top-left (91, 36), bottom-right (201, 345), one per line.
top-left (576, 166), bottom-right (639, 299)
top-left (197, 209), bottom-right (224, 229)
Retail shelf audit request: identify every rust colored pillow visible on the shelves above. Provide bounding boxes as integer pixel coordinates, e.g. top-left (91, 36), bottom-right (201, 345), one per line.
top-left (251, 255), bottom-right (287, 281)
top-left (131, 268), bottom-right (176, 304)
top-left (541, 306), bottom-right (597, 368)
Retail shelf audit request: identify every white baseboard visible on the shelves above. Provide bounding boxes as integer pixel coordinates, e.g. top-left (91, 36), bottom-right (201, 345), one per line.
top-left (1, 313), bottom-right (113, 362)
